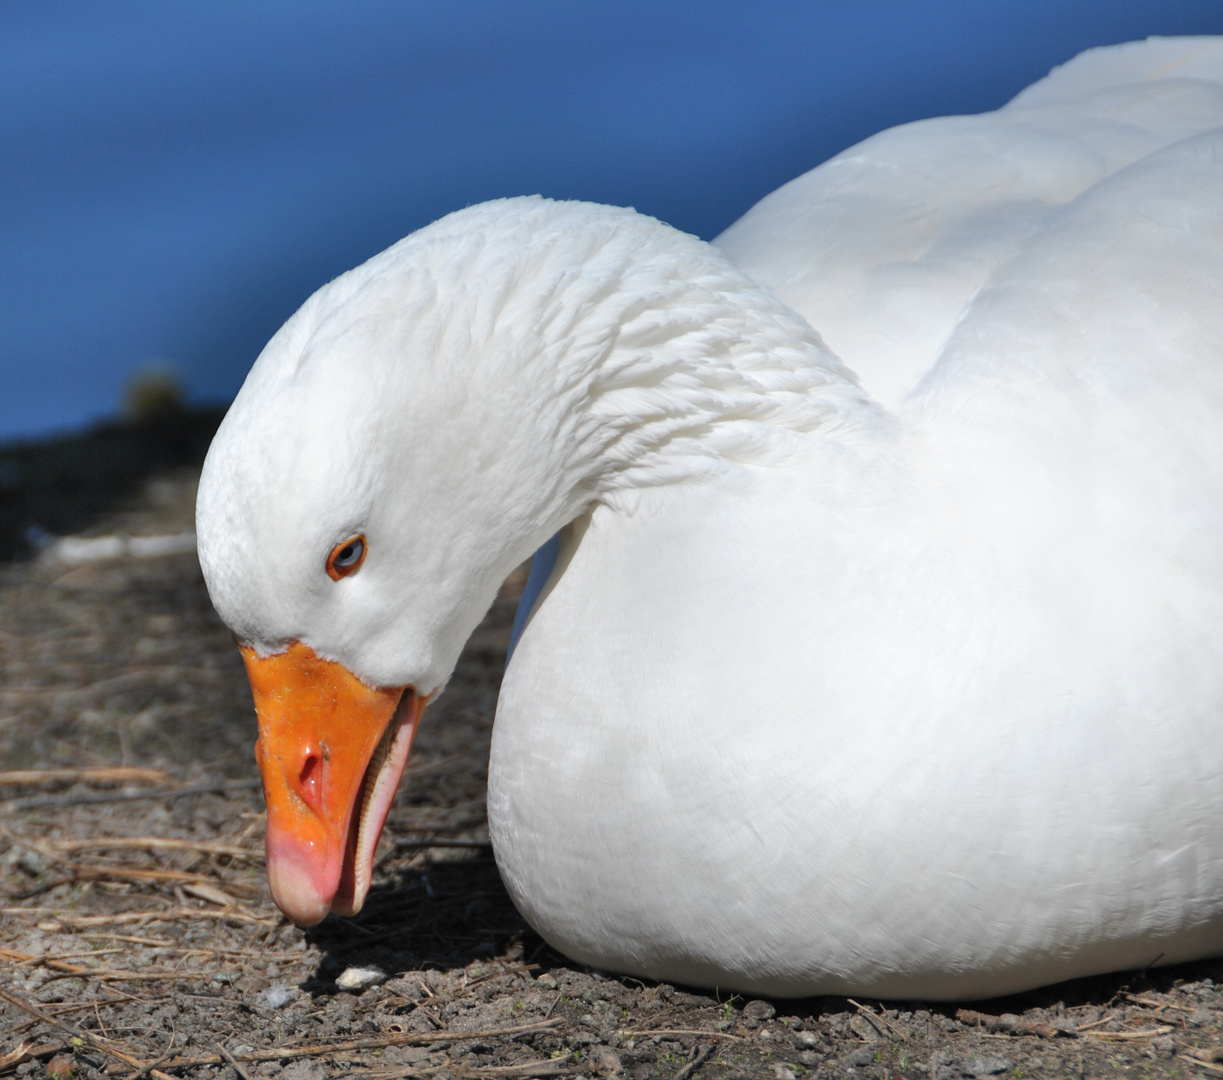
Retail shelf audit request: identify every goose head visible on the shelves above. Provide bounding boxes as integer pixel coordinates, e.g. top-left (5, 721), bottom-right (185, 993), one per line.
top-left (196, 196), bottom-right (865, 926)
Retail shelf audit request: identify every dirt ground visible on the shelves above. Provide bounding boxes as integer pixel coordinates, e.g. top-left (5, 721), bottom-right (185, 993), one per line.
top-left (5, 432), bottom-right (1223, 1080)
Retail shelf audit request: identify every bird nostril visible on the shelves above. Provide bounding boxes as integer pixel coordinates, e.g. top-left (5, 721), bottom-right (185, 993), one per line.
top-left (299, 753), bottom-right (321, 803)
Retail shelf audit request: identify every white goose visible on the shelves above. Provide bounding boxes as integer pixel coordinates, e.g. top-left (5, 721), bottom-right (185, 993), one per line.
top-left (197, 37), bottom-right (1223, 999)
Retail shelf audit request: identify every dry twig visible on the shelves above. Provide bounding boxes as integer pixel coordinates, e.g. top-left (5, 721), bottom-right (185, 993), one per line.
top-left (6, 779), bottom-right (260, 812)
top-left (121, 1035), bottom-right (177, 1080)
top-left (1122, 992), bottom-right (1194, 1014)
top-left (672, 1041), bottom-right (716, 1080)
top-left (216, 1044), bottom-right (253, 1080)
top-left (0, 768), bottom-right (167, 788)
top-left (43, 967), bottom-right (217, 983)
top-left (956, 1009), bottom-right (1069, 1039)
top-left (1, 907), bottom-right (276, 928)
top-left (2, 946), bottom-right (224, 983)
top-left (1074, 1016), bottom-right (1117, 1033)
top-left (48, 837), bottom-right (261, 859)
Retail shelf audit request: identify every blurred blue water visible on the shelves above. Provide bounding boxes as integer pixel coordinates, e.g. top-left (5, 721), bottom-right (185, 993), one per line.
top-left (2, 0), bottom-right (1220, 440)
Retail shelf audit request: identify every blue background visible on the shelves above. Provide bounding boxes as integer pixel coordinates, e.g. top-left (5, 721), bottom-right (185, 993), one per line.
top-left (3, 1), bottom-right (1221, 441)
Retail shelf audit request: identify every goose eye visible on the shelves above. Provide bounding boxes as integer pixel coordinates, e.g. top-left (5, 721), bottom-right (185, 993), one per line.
top-left (326, 535), bottom-right (366, 581)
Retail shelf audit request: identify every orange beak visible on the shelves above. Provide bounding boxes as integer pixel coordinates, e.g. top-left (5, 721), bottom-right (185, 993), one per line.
top-left (240, 641), bottom-right (426, 926)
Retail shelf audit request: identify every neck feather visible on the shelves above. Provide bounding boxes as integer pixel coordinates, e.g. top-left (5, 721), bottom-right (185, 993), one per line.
top-left (391, 198), bottom-right (882, 518)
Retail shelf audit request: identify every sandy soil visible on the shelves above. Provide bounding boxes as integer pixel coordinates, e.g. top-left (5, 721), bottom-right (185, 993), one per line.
top-left (4, 440), bottom-right (1223, 1080)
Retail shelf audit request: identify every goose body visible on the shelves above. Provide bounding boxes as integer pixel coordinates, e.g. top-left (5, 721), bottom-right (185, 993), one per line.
top-left (197, 37), bottom-right (1223, 999)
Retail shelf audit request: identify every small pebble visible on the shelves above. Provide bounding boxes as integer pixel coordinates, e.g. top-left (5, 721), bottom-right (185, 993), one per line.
top-left (45, 1054), bottom-right (74, 1080)
top-left (589, 1046), bottom-right (623, 1075)
top-left (963, 1056), bottom-right (1014, 1077)
top-left (849, 1014), bottom-right (881, 1041)
top-left (846, 1046), bottom-right (877, 1067)
top-left (743, 999), bottom-right (776, 1021)
top-left (15, 850), bottom-right (45, 875)
top-left (335, 965), bottom-right (386, 992)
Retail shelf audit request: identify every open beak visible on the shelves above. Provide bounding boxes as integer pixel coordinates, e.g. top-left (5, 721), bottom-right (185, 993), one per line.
top-left (240, 641), bottom-right (426, 926)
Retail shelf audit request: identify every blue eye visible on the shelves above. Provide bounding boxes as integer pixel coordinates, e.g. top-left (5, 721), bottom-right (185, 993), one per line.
top-left (326, 535), bottom-right (366, 580)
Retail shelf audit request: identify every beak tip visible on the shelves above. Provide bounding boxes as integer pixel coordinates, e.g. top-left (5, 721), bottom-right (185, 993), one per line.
top-left (266, 832), bottom-right (334, 928)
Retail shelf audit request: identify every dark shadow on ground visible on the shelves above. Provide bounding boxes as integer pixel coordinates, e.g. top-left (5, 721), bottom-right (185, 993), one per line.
top-left (0, 407), bottom-right (225, 560)
top-left (302, 854), bottom-right (532, 992)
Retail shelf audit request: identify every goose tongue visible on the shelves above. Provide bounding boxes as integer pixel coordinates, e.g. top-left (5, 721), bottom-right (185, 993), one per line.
top-left (240, 641), bottom-right (423, 927)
